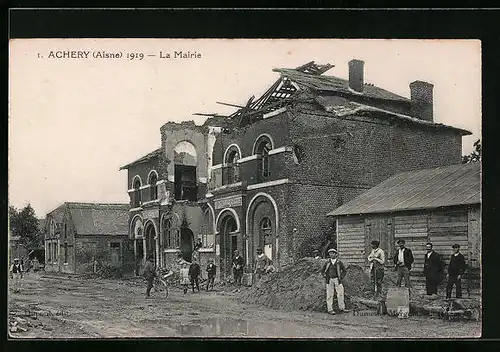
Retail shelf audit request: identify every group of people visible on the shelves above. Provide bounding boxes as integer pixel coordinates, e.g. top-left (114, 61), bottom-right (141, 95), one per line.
top-left (142, 246), bottom-right (275, 298)
top-left (316, 239), bottom-right (468, 315)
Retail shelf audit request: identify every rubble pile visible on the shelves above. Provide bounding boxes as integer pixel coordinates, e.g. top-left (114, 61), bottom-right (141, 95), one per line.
top-left (8, 312), bottom-right (47, 335)
top-left (238, 258), bottom-right (372, 312)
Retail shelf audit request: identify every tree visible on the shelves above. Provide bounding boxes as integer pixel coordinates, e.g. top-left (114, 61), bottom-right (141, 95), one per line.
top-left (462, 139), bottom-right (481, 163)
top-left (9, 204), bottom-right (41, 249)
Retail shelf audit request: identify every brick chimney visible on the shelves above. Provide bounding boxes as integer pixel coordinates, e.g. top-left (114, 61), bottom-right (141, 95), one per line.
top-left (409, 80), bottom-right (434, 122)
top-left (348, 59), bottom-right (364, 93)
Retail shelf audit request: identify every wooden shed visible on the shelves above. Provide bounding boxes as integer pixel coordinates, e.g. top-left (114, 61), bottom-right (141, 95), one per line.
top-left (327, 162), bottom-right (481, 295)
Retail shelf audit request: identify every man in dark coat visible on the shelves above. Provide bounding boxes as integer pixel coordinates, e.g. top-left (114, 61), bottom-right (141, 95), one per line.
top-left (143, 254), bottom-right (156, 298)
top-left (232, 250), bottom-right (245, 289)
top-left (423, 242), bottom-right (443, 295)
top-left (393, 239), bottom-right (414, 288)
top-left (205, 259), bottom-right (217, 291)
top-left (189, 258), bottom-right (201, 293)
top-left (446, 243), bottom-right (467, 299)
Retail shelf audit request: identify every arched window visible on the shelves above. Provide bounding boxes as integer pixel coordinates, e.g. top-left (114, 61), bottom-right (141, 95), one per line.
top-left (254, 136), bottom-right (272, 181)
top-left (149, 172), bottom-right (158, 200)
top-left (259, 217), bottom-right (273, 248)
top-left (224, 146), bottom-right (240, 185)
top-left (133, 177), bottom-right (142, 207)
top-left (162, 216), bottom-right (179, 249)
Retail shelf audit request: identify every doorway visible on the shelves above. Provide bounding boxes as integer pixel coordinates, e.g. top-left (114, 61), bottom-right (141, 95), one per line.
top-left (180, 227), bottom-right (194, 262)
top-left (145, 224), bottom-right (157, 265)
top-left (135, 239), bottom-right (144, 276)
top-left (220, 215), bottom-right (237, 278)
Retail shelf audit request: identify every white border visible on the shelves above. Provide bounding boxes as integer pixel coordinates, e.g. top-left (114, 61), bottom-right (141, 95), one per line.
top-left (215, 208), bottom-right (241, 233)
top-left (252, 133), bottom-right (275, 154)
top-left (147, 169), bottom-right (159, 183)
top-left (247, 178), bottom-right (289, 190)
top-left (223, 143), bottom-right (243, 164)
top-left (131, 175), bottom-right (142, 189)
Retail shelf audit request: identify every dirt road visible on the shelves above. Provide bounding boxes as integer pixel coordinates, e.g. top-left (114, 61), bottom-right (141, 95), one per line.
top-left (8, 272), bottom-right (481, 339)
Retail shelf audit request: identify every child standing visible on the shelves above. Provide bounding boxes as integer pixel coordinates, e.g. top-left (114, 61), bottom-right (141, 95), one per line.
top-left (180, 262), bottom-right (190, 295)
top-left (206, 259), bottom-right (217, 291)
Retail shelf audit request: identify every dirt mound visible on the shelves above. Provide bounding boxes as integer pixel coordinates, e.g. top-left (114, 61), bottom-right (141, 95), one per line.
top-left (238, 258), bottom-right (372, 312)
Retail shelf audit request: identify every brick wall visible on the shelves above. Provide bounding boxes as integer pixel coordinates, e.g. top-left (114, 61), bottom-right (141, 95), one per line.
top-left (212, 112), bottom-right (290, 165)
top-left (288, 183), bottom-right (367, 261)
top-left (288, 106), bottom-right (463, 188)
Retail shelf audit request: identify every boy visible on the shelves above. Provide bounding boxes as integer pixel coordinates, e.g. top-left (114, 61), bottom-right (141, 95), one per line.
top-left (180, 262), bottom-right (190, 294)
top-left (143, 255), bottom-right (156, 298)
top-left (206, 259), bottom-right (217, 291)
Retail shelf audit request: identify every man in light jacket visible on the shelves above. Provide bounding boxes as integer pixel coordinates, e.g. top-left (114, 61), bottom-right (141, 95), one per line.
top-left (368, 240), bottom-right (385, 296)
top-left (321, 248), bottom-right (348, 315)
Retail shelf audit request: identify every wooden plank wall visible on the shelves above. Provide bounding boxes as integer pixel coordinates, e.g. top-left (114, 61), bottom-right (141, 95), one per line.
top-left (337, 216), bottom-right (366, 267)
top-left (394, 213), bottom-right (429, 274)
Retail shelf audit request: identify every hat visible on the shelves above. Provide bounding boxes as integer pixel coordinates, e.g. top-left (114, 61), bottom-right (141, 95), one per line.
top-left (14, 258), bottom-right (19, 261)
top-left (397, 239), bottom-right (405, 244)
top-left (327, 248), bottom-right (338, 254)
top-left (452, 243), bottom-right (461, 249)
top-left (313, 249), bottom-right (320, 253)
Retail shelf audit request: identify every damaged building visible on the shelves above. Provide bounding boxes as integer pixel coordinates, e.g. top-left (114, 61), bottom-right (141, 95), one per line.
top-left (121, 59), bottom-right (471, 282)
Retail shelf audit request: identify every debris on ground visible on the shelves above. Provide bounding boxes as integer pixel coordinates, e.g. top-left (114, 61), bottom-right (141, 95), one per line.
top-left (238, 258), bottom-right (372, 312)
top-left (237, 258), bottom-right (480, 320)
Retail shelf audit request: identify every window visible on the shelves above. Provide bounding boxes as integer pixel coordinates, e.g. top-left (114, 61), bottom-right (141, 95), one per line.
top-left (133, 177), bottom-right (142, 207)
top-left (50, 220), bottom-right (55, 237)
top-left (174, 165), bottom-right (197, 201)
top-left (162, 217), bottom-right (180, 249)
top-left (149, 172), bottom-right (158, 200)
top-left (201, 210), bottom-right (215, 248)
top-left (260, 217), bottom-right (273, 247)
top-left (254, 136), bottom-right (272, 181)
top-left (224, 146), bottom-right (240, 185)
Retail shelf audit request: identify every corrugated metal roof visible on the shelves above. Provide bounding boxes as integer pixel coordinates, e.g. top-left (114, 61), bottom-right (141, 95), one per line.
top-left (328, 162), bottom-right (480, 217)
top-left (66, 203), bottom-right (129, 236)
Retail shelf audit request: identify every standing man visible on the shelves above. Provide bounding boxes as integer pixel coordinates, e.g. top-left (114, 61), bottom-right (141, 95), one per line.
top-left (254, 248), bottom-right (272, 281)
top-left (446, 244), bottom-right (467, 299)
top-left (10, 258), bottom-right (23, 293)
top-left (321, 248), bottom-right (348, 315)
top-left (393, 239), bottom-right (414, 288)
top-left (232, 250), bottom-right (245, 290)
top-left (368, 240), bottom-right (385, 297)
top-left (189, 258), bottom-right (201, 293)
top-left (205, 259), bottom-right (217, 291)
top-left (423, 242), bottom-right (444, 296)
top-left (143, 254), bottom-right (156, 298)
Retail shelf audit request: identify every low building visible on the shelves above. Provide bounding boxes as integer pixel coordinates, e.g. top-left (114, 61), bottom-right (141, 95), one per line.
top-left (44, 202), bottom-right (134, 274)
top-left (327, 162), bottom-right (481, 294)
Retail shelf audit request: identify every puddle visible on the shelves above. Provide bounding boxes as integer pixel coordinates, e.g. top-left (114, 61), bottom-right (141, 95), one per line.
top-left (159, 317), bottom-right (305, 337)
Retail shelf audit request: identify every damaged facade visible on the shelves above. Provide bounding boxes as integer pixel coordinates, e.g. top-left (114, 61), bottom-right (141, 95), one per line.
top-left (121, 60), bottom-right (471, 282)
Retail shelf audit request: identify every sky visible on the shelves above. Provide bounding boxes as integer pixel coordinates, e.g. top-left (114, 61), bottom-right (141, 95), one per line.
top-left (9, 39), bottom-right (481, 218)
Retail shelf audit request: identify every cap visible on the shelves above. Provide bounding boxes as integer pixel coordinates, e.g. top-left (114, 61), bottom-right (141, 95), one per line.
top-left (14, 258), bottom-right (19, 261)
top-left (452, 243), bottom-right (461, 249)
top-left (327, 248), bottom-right (338, 254)
top-left (397, 239), bottom-right (405, 244)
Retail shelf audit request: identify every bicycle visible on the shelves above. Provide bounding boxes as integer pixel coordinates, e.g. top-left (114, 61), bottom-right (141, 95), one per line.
top-left (152, 269), bottom-right (174, 298)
